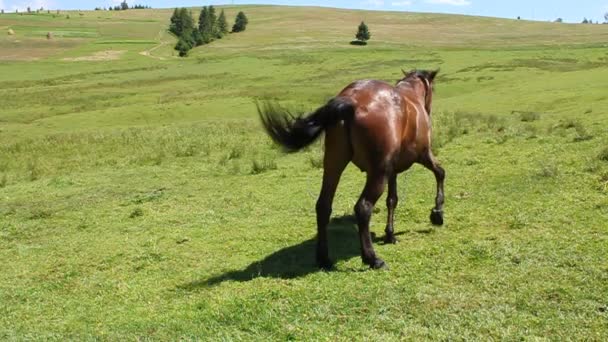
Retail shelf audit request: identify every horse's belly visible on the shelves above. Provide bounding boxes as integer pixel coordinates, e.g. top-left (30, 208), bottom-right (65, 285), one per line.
top-left (393, 148), bottom-right (417, 173)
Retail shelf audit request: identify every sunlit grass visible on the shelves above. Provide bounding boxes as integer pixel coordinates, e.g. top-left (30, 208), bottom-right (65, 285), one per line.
top-left (0, 5), bottom-right (607, 340)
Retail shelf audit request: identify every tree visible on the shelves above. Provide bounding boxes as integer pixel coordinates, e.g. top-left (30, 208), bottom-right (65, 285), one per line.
top-left (208, 6), bottom-right (218, 37)
top-left (175, 38), bottom-right (192, 57)
top-left (170, 8), bottom-right (195, 38)
top-left (355, 21), bottom-right (371, 43)
top-left (121, 1), bottom-right (129, 10)
top-left (582, 17), bottom-right (589, 24)
top-left (554, 18), bottom-right (563, 23)
top-left (604, 12), bottom-right (608, 23)
top-left (180, 8), bottom-right (195, 40)
top-left (191, 29), bottom-right (204, 46)
top-left (198, 6), bottom-right (219, 44)
top-left (169, 8), bottom-right (196, 56)
top-left (232, 11), bottom-right (248, 32)
top-left (169, 8), bottom-right (180, 35)
top-left (217, 10), bottom-right (229, 38)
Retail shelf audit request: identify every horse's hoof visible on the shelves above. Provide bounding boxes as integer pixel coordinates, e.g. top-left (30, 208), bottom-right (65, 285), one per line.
top-left (430, 209), bottom-right (444, 226)
top-left (383, 234), bottom-right (398, 244)
top-left (317, 258), bottom-right (334, 271)
top-left (370, 258), bottom-right (388, 270)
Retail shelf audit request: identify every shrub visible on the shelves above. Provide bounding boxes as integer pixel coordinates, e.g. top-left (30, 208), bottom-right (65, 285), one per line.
top-left (537, 163), bottom-right (559, 178)
top-left (355, 21), bottom-right (371, 44)
top-left (232, 11), bottom-right (248, 32)
top-left (27, 159), bottom-right (41, 181)
top-left (599, 147), bottom-right (608, 162)
top-left (573, 124), bottom-right (593, 142)
top-left (519, 111), bottom-right (540, 122)
top-left (175, 38), bottom-right (192, 57)
top-left (251, 158), bottom-right (277, 174)
top-left (130, 207), bottom-right (144, 218)
top-left (228, 147), bottom-right (243, 160)
top-left (308, 155), bottom-right (323, 169)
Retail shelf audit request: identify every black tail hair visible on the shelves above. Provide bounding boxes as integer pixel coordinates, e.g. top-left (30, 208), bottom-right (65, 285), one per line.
top-left (257, 97), bottom-right (355, 153)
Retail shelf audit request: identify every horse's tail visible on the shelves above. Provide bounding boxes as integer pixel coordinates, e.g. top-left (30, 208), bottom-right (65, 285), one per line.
top-left (257, 97), bottom-right (355, 152)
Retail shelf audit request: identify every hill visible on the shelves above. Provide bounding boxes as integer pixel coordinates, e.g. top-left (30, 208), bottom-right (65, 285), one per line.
top-left (0, 5), bottom-right (607, 340)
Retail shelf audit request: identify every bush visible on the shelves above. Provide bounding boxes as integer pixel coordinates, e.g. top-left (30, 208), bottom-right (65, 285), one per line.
top-left (355, 21), bottom-right (371, 43)
top-left (251, 158), bottom-right (277, 174)
top-left (175, 38), bottom-right (192, 57)
top-left (599, 147), bottom-right (608, 162)
top-left (537, 163), bottom-right (559, 178)
top-left (232, 11), bottom-right (248, 32)
top-left (518, 111), bottom-right (540, 122)
top-left (130, 207), bottom-right (144, 218)
top-left (308, 155), bottom-right (323, 169)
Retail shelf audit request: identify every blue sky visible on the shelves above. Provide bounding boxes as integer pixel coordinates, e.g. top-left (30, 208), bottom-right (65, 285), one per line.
top-left (2, 0), bottom-right (608, 23)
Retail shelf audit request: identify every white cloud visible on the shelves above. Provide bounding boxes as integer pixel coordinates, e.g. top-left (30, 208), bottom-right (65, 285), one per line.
top-left (392, 1), bottom-right (413, 6)
top-left (10, 0), bottom-right (53, 11)
top-left (365, 0), bottom-right (385, 7)
top-left (0, 1), bottom-right (5, 10)
top-left (426, 0), bottom-right (471, 6)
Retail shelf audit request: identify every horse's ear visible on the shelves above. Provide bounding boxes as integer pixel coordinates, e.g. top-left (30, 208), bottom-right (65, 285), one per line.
top-left (401, 68), bottom-right (408, 76)
top-left (429, 69), bottom-right (440, 82)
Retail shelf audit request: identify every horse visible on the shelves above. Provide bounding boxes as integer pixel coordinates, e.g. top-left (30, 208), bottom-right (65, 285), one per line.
top-left (257, 69), bottom-right (444, 270)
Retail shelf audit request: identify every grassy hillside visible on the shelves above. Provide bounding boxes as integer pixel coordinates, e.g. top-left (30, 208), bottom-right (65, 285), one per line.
top-left (1, 6), bottom-right (607, 340)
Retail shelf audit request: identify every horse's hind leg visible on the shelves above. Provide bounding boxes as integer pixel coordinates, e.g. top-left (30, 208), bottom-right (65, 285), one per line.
top-left (420, 151), bottom-right (445, 226)
top-left (384, 174), bottom-right (398, 244)
top-left (315, 127), bottom-right (350, 269)
top-left (355, 172), bottom-right (387, 269)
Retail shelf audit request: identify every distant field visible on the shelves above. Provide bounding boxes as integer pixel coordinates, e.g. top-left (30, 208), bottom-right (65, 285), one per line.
top-left (1, 6), bottom-right (607, 340)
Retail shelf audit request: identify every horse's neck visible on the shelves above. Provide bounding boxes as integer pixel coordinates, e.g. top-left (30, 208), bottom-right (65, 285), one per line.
top-left (396, 81), bottom-right (426, 107)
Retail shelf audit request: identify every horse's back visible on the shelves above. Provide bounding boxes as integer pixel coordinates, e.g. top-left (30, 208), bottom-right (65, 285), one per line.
top-left (330, 79), bottom-right (427, 173)
top-left (333, 80), bottom-right (405, 172)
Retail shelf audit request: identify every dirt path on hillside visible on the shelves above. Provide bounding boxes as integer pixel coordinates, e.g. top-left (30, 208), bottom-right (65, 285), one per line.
top-left (139, 29), bottom-right (172, 60)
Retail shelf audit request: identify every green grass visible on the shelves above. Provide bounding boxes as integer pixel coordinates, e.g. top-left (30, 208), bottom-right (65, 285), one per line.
top-left (1, 5), bottom-right (608, 340)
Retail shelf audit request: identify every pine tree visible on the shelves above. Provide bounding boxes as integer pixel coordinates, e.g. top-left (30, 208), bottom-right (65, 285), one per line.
top-left (198, 6), bottom-right (208, 34)
top-left (355, 21), bottom-right (371, 43)
top-left (232, 11), bottom-right (248, 32)
top-left (175, 38), bottom-right (192, 57)
top-left (217, 10), bottom-right (229, 38)
top-left (208, 6), bottom-right (218, 37)
top-left (191, 29), bottom-right (203, 46)
top-left (169, 8), bottom-right (181, 36)
top-left (179, 8), bottom-right (195, 38)
top-left (198, 6), bottom-right (214, 44)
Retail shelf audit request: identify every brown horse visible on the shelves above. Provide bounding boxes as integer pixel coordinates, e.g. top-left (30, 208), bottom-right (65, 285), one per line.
top-left (258, 69), bottom-right (444, 270)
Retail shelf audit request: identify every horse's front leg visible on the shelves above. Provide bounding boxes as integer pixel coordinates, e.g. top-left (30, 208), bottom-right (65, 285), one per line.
top-left (384, 174), bottom-right (398, 244)
top-left (421, 152), bottom-right (445, 226)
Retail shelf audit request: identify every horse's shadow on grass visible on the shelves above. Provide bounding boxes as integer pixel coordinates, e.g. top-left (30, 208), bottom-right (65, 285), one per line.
top-left (180, 215), bottom-right (404, 289)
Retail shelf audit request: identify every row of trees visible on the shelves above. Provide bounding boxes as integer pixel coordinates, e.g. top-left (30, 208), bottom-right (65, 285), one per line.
top-left (94, 2), bottom-right (150, 11)
top-left (95, 0), bottom-right (152, 11)
top-left (580, 14), bottom-right (608, 24)
top-left (553, 12), bottom-right (608, 24)
top-left (170, 7), bottom-right (248, 57)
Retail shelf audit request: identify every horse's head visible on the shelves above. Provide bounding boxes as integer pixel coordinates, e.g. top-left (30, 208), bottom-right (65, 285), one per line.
top-left (399, 69), bottom-right (439, 115)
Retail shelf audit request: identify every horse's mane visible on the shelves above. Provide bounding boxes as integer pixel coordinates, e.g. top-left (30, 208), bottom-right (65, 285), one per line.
top-left (398, 69), bottom-right (439, 84)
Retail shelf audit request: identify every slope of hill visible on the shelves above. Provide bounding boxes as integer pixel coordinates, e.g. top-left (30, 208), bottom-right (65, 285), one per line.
top-left (0, 6), bottom-right (607, 340)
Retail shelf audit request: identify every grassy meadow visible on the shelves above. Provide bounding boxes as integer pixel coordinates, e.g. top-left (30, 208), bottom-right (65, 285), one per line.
top-left (1, 5), bottom-right (608, 339)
